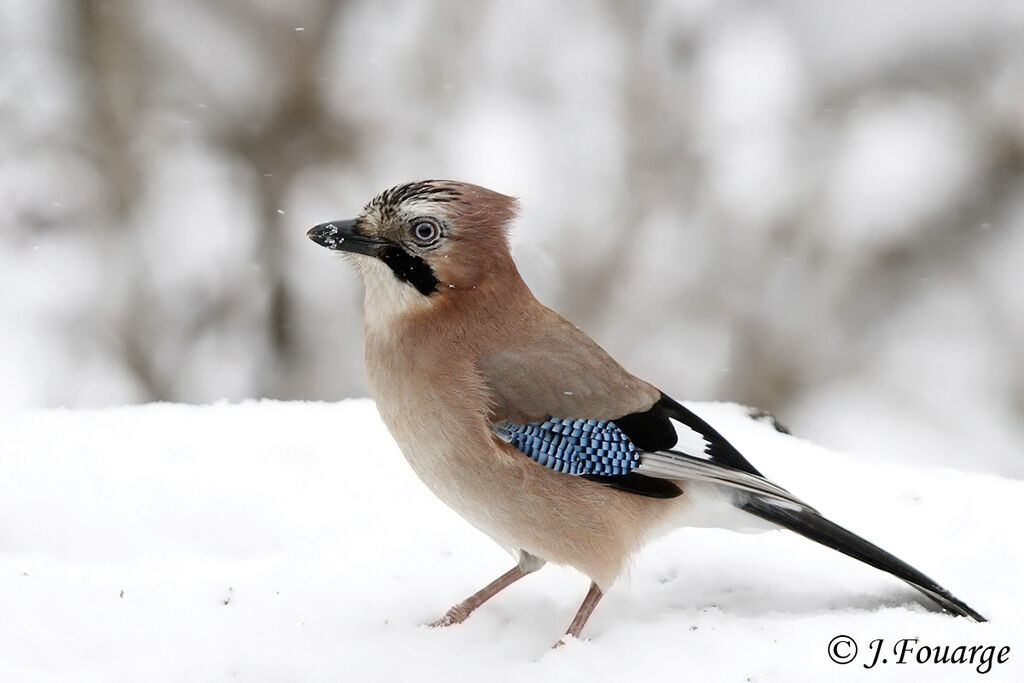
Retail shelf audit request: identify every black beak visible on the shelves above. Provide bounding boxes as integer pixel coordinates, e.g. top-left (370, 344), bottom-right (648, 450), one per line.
top-left (306, 219), bottom-right (388, 257)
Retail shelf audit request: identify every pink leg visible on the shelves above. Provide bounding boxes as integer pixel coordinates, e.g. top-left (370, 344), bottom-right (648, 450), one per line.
top-left (555, 582), bottom-right (604, 647)
top-left (430, 564), bottom-right (537, 627)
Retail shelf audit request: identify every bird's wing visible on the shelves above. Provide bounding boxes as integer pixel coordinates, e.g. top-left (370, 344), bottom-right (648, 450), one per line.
top-left (492, 411), bottom-right (809, 508)
top-left (478, 320), bottom-right (805, 505)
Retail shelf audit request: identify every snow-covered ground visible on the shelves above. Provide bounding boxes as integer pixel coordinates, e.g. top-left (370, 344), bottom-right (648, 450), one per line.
top-left (1, 400), bottom-right (1020, 682)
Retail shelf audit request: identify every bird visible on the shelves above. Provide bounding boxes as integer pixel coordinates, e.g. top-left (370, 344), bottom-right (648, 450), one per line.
top-left (306, 179), bottom-right (985, 645)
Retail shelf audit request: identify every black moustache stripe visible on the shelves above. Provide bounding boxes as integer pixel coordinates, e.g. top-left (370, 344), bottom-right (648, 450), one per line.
top-left (378, 246), bottom-right (440, 296)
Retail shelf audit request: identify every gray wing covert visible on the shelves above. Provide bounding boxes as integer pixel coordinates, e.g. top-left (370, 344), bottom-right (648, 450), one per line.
top-left (477, 334), bottom-right (660, 425)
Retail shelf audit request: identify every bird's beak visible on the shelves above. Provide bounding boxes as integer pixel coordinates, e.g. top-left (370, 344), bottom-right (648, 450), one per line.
top-left (306, 219), bottom-right (388, 257)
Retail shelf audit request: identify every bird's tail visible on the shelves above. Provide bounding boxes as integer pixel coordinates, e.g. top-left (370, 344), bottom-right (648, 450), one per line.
top-left (740, 495), bottom-right (986, 622)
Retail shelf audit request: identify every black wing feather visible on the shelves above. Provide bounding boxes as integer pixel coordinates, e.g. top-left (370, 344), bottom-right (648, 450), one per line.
top-left (613, 393), bottom-right (766, 478)
top-left (581, 472), bottom-right (682, 498)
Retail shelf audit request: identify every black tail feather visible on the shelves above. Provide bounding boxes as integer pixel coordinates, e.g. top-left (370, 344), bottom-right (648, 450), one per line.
top-left (740, 495), bottom-right (985, 622)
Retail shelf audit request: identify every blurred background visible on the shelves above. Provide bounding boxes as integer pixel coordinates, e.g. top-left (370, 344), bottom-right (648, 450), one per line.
top-left (1, 0), bottom-right (1022, 475)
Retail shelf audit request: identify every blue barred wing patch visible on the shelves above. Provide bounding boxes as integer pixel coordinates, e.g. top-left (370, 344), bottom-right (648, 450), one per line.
top-left (493, 418), bottom-right (640, 476)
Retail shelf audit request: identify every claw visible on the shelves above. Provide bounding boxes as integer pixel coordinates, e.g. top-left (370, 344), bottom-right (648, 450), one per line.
top-left (428, 604), bottom-right (471, 628)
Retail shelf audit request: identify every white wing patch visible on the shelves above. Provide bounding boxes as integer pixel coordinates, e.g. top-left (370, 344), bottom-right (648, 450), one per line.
top-left (635, 416), bottom-right (813, 511)
top-left (668, 419), bottom-right (712, 458)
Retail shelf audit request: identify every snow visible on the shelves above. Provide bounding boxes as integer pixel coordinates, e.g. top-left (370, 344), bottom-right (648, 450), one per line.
top-left (1, 399), bottom-right (1020, 682)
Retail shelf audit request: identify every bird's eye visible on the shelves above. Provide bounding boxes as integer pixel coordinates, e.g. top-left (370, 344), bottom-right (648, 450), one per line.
top-left (411, 220), bottom-right (441, 246)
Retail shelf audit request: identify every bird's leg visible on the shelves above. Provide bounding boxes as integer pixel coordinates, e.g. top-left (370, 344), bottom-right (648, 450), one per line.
top-left (554, 582), bottom-right (604, 647)
top-left (429, 564), bottom-right (536, 627)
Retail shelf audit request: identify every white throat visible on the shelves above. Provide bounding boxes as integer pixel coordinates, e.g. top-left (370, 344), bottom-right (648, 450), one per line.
top-left (357, 257), bottom-right (432, 331)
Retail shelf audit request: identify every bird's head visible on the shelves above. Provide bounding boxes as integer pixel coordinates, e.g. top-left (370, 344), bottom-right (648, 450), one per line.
top-left (308, 180), bottom-right (519, 313)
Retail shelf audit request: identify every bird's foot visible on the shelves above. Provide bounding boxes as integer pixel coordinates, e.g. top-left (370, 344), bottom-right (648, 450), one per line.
top-left (428, 603), bottom-right (472, 628)
top-left (552, 635), bottom-right (578, 650)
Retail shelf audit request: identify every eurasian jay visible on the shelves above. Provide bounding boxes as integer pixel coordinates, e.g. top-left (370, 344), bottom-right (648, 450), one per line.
top-left (307, 180), bottom-right (984, 644)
